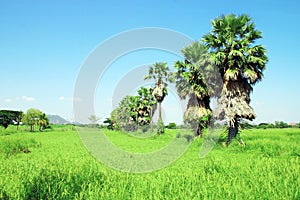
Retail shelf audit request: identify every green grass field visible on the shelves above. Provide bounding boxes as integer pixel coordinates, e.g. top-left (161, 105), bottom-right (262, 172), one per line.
top-left (0, 126), bottom-right (299, 199)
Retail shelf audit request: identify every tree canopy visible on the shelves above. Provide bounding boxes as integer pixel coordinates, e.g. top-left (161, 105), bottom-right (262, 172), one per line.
top-left (0, 110), bottom-right (23, 129)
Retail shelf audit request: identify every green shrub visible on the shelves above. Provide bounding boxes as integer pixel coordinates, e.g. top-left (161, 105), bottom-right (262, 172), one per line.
top-left (0, 138), bottom-right (41, 157)
top-left (157, 119), bottom-right (165, 134)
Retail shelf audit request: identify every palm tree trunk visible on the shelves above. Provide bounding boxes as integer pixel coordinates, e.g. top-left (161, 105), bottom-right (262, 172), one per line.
top-left (195, 125), bottom-right (203, 137)
top-left (226, 119), bottom-right (238, 146)
top-left (158, 102), bottom-right (162, 121)
top-left (150, 108), bottom-right (153, 131)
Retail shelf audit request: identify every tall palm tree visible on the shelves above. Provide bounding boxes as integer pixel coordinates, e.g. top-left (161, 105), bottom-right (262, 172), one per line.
top-left (144, 62), bottom-right (170, 134)
top-left (174, 42), bottom-right (212, 137)
top-left (203, 14), bottom-right (268, 145)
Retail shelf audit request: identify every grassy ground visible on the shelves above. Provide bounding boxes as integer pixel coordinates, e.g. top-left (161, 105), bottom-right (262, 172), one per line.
top-left (0, 126), bottom-right (299, 199)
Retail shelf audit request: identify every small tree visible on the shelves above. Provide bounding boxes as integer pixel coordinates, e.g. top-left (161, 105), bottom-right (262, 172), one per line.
top-left (88, 115), bottom-right (100, 128)
top-left (23, 108), bottom-right (43, 132)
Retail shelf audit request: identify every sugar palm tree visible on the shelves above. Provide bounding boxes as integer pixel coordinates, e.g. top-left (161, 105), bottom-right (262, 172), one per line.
top-left (174, 42), bottom-right (212, 137)
top-left (144, 62), bottom-right (170, 134)
top-left (136, 87), bottom-right (157, 126)
top-left (203, 14), bottom-right (268, 145)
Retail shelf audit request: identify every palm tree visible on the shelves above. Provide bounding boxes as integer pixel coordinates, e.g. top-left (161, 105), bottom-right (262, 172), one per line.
top-left (203, 14), bottom-right (268, 145)
top-left (136, 87), bottom-right (157, 127)
top-left (173, 42), bottom-right (212, 137)
top-left (38, 113), bottom-right (49, 131)
top-left (144, 62), bottom-right (170, 134)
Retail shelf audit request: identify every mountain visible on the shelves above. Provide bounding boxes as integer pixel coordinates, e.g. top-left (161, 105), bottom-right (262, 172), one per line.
top-left (47, 114), bottom-right (69, 124)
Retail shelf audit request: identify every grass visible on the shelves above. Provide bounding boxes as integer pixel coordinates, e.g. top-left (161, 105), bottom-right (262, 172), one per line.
top-left (0, 126), bottom-right (299, 199)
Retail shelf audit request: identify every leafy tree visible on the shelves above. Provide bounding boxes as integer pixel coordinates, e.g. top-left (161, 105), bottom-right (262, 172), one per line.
top-left (110, 87), bottom-right (156, 132)
top-left (0, 110), bottom-right (23, 129)
top-left (274, 121), bottom-right (289, 129)
top-left (240, 121), bottom-right (255, 129)
top-left (173, 42), bottom-right (213, 137)
top-left (257, 122), bottom-right (270, 129)
top-left (114, 96), bottom-right (138, 131)
top-left (144, 62), bottom-right (171, 134)
top-left (88, 115), bottom-right (100, 128)
top-left (203, 14), bottom-right (268, 145)
top-left (23, 108), bottom-right (46, 132)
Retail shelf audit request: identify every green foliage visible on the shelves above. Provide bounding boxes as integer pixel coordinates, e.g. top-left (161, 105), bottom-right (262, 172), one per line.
top-left (203, 14), bottom-right (268, 144)
top-left (173, 42), bottom-right (213, 137)
top-left (240, 121), bottom-right (255, 129)
top-left (274, 121), bottom-right (289, 128)
top-left (0, 186), bottom-right (9, 200)
top-left (183, 134), bottom-right (193, 142)
top-left (23, 108), bottom-right (49, 132)
top-left (255, 121), bottom-right (290, 129)
top-left (110, 87), bottom-right (156, 132)
top-left (157, 119), bottom-right (165, 134)
top-left (167, 122), bottom-right (177, 129)
top-left (0, 110), bottom-right (23, 129)
top-left (88, 115), bottom-right (100, 127)
top-left (257, 122), bottom-right (273, 129)
top-left (0, 138), bottom-right (41, 157)
top-left (103, 118), bottom-right (113, 129)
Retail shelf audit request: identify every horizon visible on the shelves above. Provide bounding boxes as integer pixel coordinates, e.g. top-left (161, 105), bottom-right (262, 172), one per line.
top-left (1, 0), bottom-right (300, 125)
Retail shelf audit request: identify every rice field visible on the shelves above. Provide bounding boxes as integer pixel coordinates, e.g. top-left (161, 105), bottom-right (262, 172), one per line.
top-left (0, 126), bottom-right (299, 199)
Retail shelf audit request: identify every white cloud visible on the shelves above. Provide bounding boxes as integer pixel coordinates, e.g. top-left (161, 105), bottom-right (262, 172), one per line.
top-left (21, 96), bottom-right (35, 101)
top-left (59, 96), bottom-right (81, 102)
top-left (4, 98), bottom-right (12, 103)
top-left (4, 96), bottom-right (35, 102)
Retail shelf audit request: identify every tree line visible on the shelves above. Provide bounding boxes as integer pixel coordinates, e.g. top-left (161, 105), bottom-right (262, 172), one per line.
top-left (106, 14), bottom-right (269, 146)
top-left (0, 108), bottom-right (49, 132)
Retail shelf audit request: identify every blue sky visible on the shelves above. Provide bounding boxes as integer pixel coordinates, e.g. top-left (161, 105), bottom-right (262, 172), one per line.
top-left (1, 0), bottom-right (299, 124)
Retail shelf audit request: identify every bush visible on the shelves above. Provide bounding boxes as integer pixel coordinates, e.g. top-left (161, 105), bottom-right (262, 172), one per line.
top-left (157, 119), bottom-right (165, 134)
top-left (141, 125), bottom-right (150, 133)
top-left (183, 134), bottom-right (193, 142)
top-left (0, 138), bottom-right (41, 157)
top-left (167, 122), bottom-right (177, 129)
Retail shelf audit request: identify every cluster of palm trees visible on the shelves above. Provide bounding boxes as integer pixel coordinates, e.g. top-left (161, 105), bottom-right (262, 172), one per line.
top-left (110, 87), bottom-right (157, 132)
top-left (109, 14), bottom-right (268, 145)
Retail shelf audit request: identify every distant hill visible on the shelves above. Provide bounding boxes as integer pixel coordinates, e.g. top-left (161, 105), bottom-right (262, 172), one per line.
top-left (47, 114), bottom-right (69, 124)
